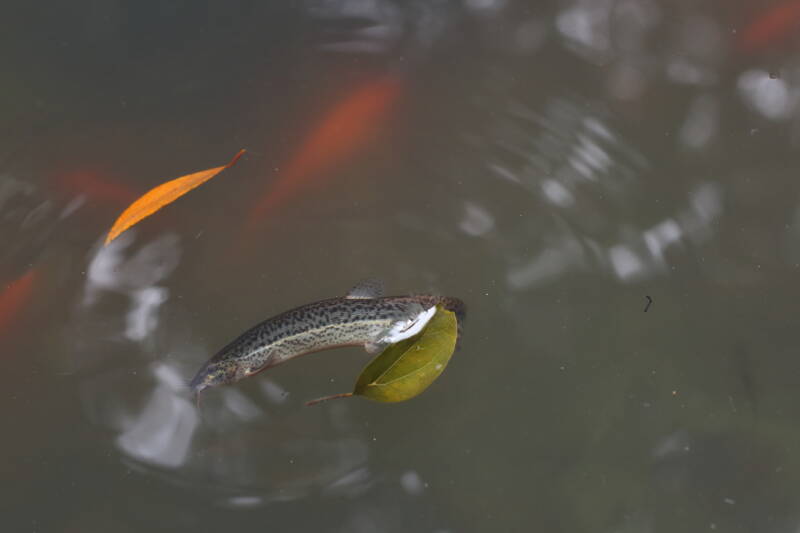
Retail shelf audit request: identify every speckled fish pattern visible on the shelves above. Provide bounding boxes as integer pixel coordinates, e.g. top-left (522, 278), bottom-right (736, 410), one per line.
top-left (189, 295), bottom-right (465, 395)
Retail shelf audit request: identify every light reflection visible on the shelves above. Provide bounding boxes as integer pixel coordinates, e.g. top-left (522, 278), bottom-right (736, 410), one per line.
top-left (258, 378), bottom-right (291, 405)
top-left (465, 0), bottom-right (508, 12)
top-left (117, 363), bottom-right (198, 469)
top-left (556, 0), bottom-right (613, 63)
top-left (304, 0), bottom-right (416, 55)
top-left (399, 470), bottom-right (426, 495)
top-left (224, 495), bottom-right (265, 509)
top-left (0, 175), bottom-right (63, 269)
top-left (507, 233), bottom-right (587, 290)
top-left (303, 0), bottom-right (548, 59)
top-left (679, 94), bottom-right (719, 150)
top-left (652, 429), bottom-right (691, 458)
top-left (508, 182), bottom-right (723, 287)
top-left (666, 58), bottom-right (714, 86)
top-left (480, 97), bottom-right (647, 224)
top-left (608, 244), bottom-right (646, 281)
top-left (221, 387), bottom-right (264, 422)
top-left (541, 179), bottom-right (574, 208)
top-left (459, 201), bottom-right (495, 236)
top-left (322, 465), bottom-right (373, 497)
top-left (665, 16), bottom-right (722, 86)
top-left (58, 194), bottom-right (86, 220)
top-left (738, 69), bottom-right (797, 121)
top-left (83, 231), bottom-right (179, 342)
top-left (125, 286), bottom-right (168, 341)
top-left (456, 85), bottom-right (729, 288)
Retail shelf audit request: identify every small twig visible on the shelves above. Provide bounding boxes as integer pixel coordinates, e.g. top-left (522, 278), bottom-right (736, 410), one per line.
top-left (305, 392), bottom-right (353, 407)
top-left (644, 295), bottom-right (653, 312)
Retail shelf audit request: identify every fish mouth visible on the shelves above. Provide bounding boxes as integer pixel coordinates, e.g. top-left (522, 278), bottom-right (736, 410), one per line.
top-left (188, 367), bottom-right (210, 396)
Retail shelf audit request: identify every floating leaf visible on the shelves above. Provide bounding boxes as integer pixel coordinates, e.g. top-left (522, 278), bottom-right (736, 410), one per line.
top-left (306, 307), bottom-right (458, 406)
top-left (104, 149), bottom-right (245, 245)
top-left (355, 307), bottom-right (457, 402)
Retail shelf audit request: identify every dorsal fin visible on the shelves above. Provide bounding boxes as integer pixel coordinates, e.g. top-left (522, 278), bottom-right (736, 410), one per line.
top-left (346, 278), bottom-right (385, 299)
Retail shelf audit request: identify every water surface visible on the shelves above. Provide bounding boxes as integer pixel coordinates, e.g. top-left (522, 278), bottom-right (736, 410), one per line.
top-left (3, 1), bottom-right (800, 532)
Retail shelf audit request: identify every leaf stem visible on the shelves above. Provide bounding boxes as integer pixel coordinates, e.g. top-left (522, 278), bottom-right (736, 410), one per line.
top-left (305, 392), bottom-right (354, 406)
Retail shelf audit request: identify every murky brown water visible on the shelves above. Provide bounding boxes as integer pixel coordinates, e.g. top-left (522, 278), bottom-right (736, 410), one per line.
top-left (3, 1), bottom-right (800, 532)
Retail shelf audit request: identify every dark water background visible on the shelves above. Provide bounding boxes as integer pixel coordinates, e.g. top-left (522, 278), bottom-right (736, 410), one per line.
top-left (3, 1), bottom-right (800, 532)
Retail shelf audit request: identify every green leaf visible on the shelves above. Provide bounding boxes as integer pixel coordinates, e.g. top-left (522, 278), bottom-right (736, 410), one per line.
top-left (304, 306), bottom-right (459, 406)
top-left (353, 306), bottom-right (458, 403)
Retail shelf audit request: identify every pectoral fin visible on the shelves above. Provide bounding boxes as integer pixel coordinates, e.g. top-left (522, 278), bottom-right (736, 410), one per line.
top-left (346, 278), bottom-right (385, 299)
top-left (364, 341), bottom-right (387, 355)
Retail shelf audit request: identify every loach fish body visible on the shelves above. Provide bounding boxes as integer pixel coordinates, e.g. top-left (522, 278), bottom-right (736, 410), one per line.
top-left (189, 280), bottom-right (465, 397)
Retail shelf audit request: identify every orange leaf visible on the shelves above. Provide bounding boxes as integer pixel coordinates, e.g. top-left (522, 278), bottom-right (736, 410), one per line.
top-left (105, 149), bottom-right (245, 245)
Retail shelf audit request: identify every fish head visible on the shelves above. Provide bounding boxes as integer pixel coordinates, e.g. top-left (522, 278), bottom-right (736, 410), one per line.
top-left (188, 358), bottom-right (242, 397)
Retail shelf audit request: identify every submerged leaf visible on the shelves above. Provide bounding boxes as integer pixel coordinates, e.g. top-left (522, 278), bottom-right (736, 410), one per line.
top-left (105, 149), bottom-right (245, 245)
top-left (355, 307), bottom-right (458, 402)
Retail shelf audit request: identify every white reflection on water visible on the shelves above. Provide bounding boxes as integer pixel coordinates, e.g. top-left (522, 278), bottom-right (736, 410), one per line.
top-left (652, 429), bottom-right (691, 458)
top-left (507, 232), bottom-right (586, 289)
top-left (117, 363), bottom-right (198, 468)
top-left (508, 182), bottom-right (723, 287)
top-left (83, 231), bottom-right (179, 341)
top-left (399, 470), bottom-right (426, 495)
top-left (459, 201), bottom-right (495, 237)
top-left (665, 15), bottom-right (722, 86)
top-left (556, 0), bottom-right (613, 62)
top-left (738, 70), bottom-right (798, 121)
top-left (488, 99), bottom-right (645, 209)
top-left (323, 465), bottom-right (373, 497)
top-left (456, 91), bottom-right (727, 287)
top-left (680, 94), bottom-right (719, 150)
top-left (0, 174), bottom-right (65, 268)
top-left (125, 286), bottom-right (168, 341)
top-left (304, 0), bottom-right (545, 60)
top-left (79, 233), bottom-right (196, 466)
top-left (221, 387), bottom-right (263, 422)
top-left (305, 0), bottom-right (412, 55)
top-left (465, 0), bottom-right (507, 11)
top-left (258, 378), bottom-right (290, 405)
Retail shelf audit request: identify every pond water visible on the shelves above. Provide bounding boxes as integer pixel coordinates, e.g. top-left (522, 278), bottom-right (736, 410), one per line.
top-left (3, 1), bottom-right (800, 532)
